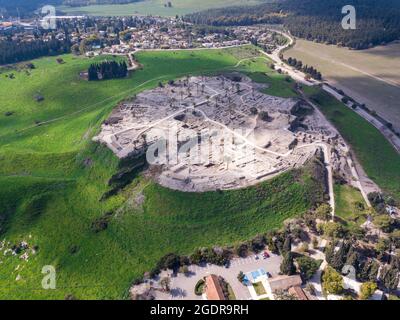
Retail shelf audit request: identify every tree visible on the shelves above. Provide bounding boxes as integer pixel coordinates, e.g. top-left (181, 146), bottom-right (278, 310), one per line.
top-left (157, 253), bottom-right (181, 271)
top-left (359, 282), bottom-right (377, 300)
top-left (374, 215), bottom-right (394, 233)
top-left (237, 271), bottom-right (245, 284)
top-left (71, 44), bottom-right (80, 56)
top-left (389, 230), bottom-right (400, 249)
top-left (266, 232), bottom-right (279, 254)
top-left (315, 204), bottom-right (331, 221)
top-left (79, 39), bottom-right (88, 55)
top-left (235, 243), bottom-right (248, 258)
top-left (159, 277), bottom-right (171, 292)
top-left (280, 252), bottom-right (296, 276)
top-left (324, 243), bottom-right (335, 263)
top-left (281, 236), bottom-right (292, 255)
top-left (376, 238), bottom-right (390, 254)
top-left (345, 248), bottom-right (360, 271)
top-left (322, 266), bottom-right (344, 295)
top-left (322, 222), bottom-right (344, 239)
top-left (379, 266), bottom-right (400, 293)
top-left (329, 241), bottom-right (349, 271)
top-left (88, 60), bottom-right (128, 82)
top-left (296, 256), bottom-right (321, 280)
top-left (179, 265), bottom-right (190, 276)
top-left (250, 234), bottom-right (266, 253)
top-left (358, 259), bottom-right (379, 282)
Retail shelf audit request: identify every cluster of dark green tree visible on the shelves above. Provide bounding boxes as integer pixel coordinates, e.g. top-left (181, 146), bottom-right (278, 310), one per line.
top-left (325, 240), bottom-right (400, 293)
top-left (130, 230), bottom-right (279, 286)
top-left (368, 192), bottom-right (398, 214)
top-left (185, 0), bottom-right (400, 49)
top-left (0, 39), bottom-right (70, 65)
top-left (284, 57), bottom-right (322, 80)
top-left (88, 60), bottom-right (128, 81)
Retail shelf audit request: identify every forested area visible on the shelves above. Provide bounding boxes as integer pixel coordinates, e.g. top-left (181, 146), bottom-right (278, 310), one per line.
top-left (0, 38), bottom-right (71, 65)
top-left (88, 60), bottom-right (128, 81)
top-left (185, 0), bottom-right (400, 49)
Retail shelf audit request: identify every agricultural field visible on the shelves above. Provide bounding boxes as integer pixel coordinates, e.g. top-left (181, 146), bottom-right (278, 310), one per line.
top-left (285, 39), bottom-right (400, 132)
top-left (57, 0), bottom-right (264, 17)
top-left (306, 88), bottom-right (400, 201)
top-left (0, 46), bottom-right (323, 299)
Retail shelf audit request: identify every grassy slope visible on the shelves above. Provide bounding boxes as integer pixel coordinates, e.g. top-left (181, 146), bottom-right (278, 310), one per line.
top-left (307, 89), bottom-right (400, 201)
top-left (57, 0), bottom-right (263, 16)
top-left (0, 46), bottom-right (317, 299)
top-left (334, 184), bottom-right (367, 225)
top-left (247, 71), bottom-right (298, 98)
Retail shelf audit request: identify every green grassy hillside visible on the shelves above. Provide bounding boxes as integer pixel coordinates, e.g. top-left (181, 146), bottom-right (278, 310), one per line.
top-left (307, 89), bottom-right (400, 201)
top-left (0, 46), bottom-right (321, 299)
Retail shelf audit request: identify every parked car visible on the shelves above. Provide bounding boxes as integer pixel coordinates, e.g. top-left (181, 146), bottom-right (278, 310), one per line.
top-left (266, 272), bottom-right (272, 278)
top-left (263, 251), bottom-right (270, 259)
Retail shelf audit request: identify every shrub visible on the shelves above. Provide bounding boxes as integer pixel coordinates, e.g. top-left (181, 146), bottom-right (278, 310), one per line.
top-left (157, 253), bottom-right (181, 272)
top-left (235, 243), bottom-right (249, 258)
top-left (91, 212), bottom-right (113, 233)
top-left (359, 282), bottom-right (377, 300)
top-left (322, 266), bottom-right (344, 295)
top-left (296, 256), bottom-right (322, 280)
top-left (194, 279), bottom-right (205, 296)
top-left (315, 203), bottom-right (332, 221)
top-left (250, 234), bottom-right (266, 253)
top-left (237, 271), bottom-right (245, 284)
top-left (322, 222), bottom-right (344, 239)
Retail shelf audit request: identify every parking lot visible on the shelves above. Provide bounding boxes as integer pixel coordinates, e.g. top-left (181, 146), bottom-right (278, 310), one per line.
top-left (155, 252), bottom-right (282, 300)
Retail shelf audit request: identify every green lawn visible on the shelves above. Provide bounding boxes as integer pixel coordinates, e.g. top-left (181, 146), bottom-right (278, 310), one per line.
top-left (334, 184), bottom-right (367, 225)
top-left (0, 46), bottom-right (319, 299)
top-left (253, 281), bottom-right (267, 296)
top-left (307, 89), bottom-right (400, 201)
top-left (247, 71), bottom-right (298, 98)
top-left (57, 0), bottom-right (264, 17)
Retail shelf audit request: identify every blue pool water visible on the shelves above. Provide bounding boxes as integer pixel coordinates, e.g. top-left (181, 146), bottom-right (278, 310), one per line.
top-left (251, 270), bottom-right (260, 279)
top-left (251, 268), bottom-right (267, 280)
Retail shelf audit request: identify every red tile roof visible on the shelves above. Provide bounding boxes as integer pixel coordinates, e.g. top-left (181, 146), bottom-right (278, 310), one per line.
top-left (205, 275), bottom-right (226, 300)
top-left (288, 286), bottom-right (309, 300)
